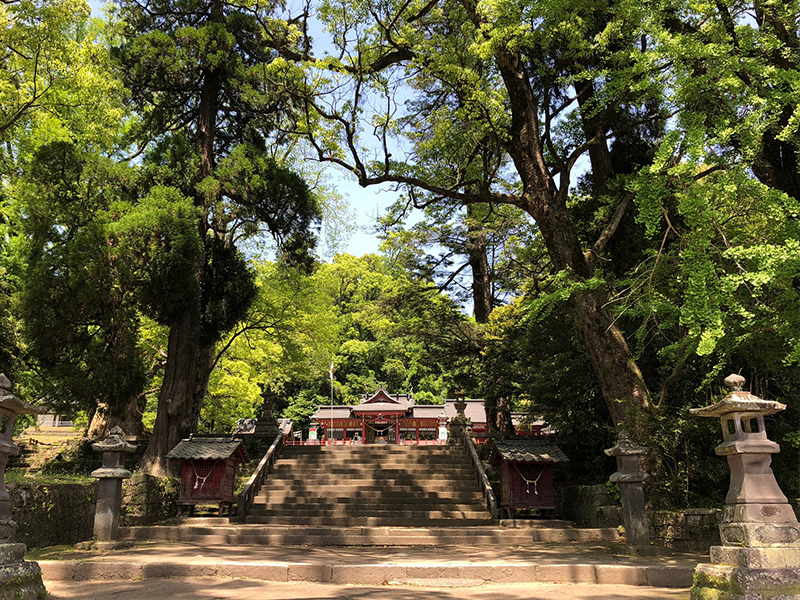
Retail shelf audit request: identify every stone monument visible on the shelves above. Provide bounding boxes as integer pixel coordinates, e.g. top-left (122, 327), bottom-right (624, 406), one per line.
top-left (690, 374), bottom-right (800, 600)
top-left (605, 430), bottom-right (651, 549)
top-left (0, 374), bottom-right (46, 600)
top-left (91, 426), bottom-right (135, 542)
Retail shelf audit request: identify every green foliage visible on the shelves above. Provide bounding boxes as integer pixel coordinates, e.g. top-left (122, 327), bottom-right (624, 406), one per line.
top-left (282, 389), bottom-right (327, 433)
top-left (200, 236), bottom-right (256, 345)
top-left (109, 186), bottom-right (202, 326)
top-left (605, 481), bottom-right (621, 506)
top-left (0, 0), bottom-right (126, 148)
top-left (211, 144), bottom-right (321, 272)
top-left (483, 298), bottom-right (616, 483)
top-left (14, 142), bottom-right (149, 415)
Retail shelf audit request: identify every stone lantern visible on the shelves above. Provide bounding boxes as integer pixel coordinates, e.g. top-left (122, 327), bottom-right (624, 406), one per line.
top-left (253, 386), bottom-right (280, 438)
top-left (0, 374), bottom-right (46, 599)
top-left (605, 430), bottom-right (651, 548)
top-left (91, 426), bottom-right (136, 541)
top-left (448, 394), bottom-right (471, 445)
top-left (690, 374), bottom-right (799, 600)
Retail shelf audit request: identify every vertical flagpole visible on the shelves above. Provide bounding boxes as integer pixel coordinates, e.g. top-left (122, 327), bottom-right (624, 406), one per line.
top-left (329, 360), bottom-right (334, 445)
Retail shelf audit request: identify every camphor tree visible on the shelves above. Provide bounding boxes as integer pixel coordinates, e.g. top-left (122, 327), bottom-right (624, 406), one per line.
top-left (275, 0), bottom-right (800, 438)
top-left (281, 0), bottom-right (662, 428)
top-left (112, 0), bottom-right (322, 474)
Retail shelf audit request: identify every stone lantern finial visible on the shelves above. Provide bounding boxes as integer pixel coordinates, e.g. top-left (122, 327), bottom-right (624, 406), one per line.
top-left (724, 373), bottom-right (745, 392)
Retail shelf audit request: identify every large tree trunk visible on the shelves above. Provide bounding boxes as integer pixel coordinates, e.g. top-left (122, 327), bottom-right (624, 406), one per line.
top-left (491, 46), bottom-right (653, 430)
top-left (139, 3), bottom-right (222, 474)
top-left (87, 395), bottom-right (146, 440)
top-left (139, 305), bottom-right (203, 476)
top-left (574, 80), bottom-right (615, 195)
top-left (466, 205), bottom-right (493, 324)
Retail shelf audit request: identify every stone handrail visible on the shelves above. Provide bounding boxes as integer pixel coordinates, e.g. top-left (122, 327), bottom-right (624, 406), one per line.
top-left (236, 430), bottom-right (284, 519)
top-left (464, 434), bottom-right (498, 520)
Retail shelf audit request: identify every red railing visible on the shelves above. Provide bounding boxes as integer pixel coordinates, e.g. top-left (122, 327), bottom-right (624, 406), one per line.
top-left (284, 438), bottom-right (447, 446)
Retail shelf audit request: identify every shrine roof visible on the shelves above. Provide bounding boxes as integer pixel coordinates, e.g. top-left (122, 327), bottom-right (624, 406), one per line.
top-left (492, 439), bottom-right (569, 464)
top-left (411, 405), bottom-right (449, 419)
top-left (312, 406), bottom-right (354, 420)
top-left (443, 400), bottom-right (487, 423)
top-left (354, 388), bottom-right (414, 411)
top-left (165, 437), bottom-right (247, 462)
top-left (352, 401), bottom-right (409, 414)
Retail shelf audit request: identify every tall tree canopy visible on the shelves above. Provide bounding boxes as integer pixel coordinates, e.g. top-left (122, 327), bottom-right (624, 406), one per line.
top-left (280, 0), bottom-right (800, 436)
top-left (111, 0), bottom-right (322, 474)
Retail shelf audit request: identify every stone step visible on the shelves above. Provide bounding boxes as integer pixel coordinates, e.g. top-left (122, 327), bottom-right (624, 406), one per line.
top-left (264, 477), bottom-right (477, 493)
top-left (247, 507), bottom-right (490, 519)
top-left (40, 540), bottom-right (699, 589)
top-left (244, 515), bottom-right (494, 526)
top-left (257, 444), bottom-right (490, 528)
top-left (253, 496), bottom-right (484, 507)
top-left (271, 463), bottom-right (473, 471)
top-left (273, 461), bottom-right (471, 469)
top-left (267, 472), bottom-right (474, 481)
top-left (283, 446), bottom-right (460, 452)
top-left (118, 524), bottom-right (622, 546)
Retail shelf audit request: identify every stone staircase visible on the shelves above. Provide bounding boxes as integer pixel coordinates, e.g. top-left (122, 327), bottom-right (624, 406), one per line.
top-left (245, 444), bottom-right (493, 527)
top-left (120, 443), bottom-right (622, 546)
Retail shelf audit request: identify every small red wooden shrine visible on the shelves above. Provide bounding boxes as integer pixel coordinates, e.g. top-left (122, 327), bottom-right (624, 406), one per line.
top-left (490, 439), bottom-right (568, 518)
top-left (165, 436), bottom-right (248, 516)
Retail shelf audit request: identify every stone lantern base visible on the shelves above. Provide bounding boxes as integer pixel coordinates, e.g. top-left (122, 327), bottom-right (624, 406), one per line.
top-left (692, 525), bottom-right (800, 599)
top-left (692, 551), bottom-right (800, 600)
top-left (0, 542), bottom-right (46, 600)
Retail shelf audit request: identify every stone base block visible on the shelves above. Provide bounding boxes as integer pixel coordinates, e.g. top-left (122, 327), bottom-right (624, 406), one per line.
top-left (0, 520), bottom-right (17, 545)
top-left (721, 521), bottom-right (800, 547)
top-left (0, 560), bottom-right (47, 600)
top-left (0, 544), bottom-right (26, 564)
top-left (711, 546), bottom-right (800, 569)
top-left (691, 563), bottom-right (800, 600)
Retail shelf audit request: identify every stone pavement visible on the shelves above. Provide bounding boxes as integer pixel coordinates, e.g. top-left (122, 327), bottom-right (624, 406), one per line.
top-left (45, 578), bottom-right (691, 600)
top-left (35, 541), bottom-right (705, 593)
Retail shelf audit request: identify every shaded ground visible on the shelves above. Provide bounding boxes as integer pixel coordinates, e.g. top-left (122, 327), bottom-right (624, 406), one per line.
top-left (45, 578), bottom-right (690, 600)
top-left (30, 540), bottom-right (705, 567)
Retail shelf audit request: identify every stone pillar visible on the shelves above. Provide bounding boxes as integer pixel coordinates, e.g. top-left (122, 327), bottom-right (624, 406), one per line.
top-left (91, 426), bottom-right (135, 542)
top-left (605, 430), bottom-right (651, 548)
top-left (0, 374), bottom-right (46, 600)
top-left (690, 374), bottom-right (800, 600)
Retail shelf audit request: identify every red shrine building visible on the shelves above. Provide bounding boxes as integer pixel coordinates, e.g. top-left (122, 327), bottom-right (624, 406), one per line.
top-left (311, 388), bottom-right (546, 444)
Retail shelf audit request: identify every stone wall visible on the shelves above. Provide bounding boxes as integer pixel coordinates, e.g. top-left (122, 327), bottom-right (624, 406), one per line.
top-left (6, 474), bottom-right (180, 548)
top-left (649, 509), bottom-right (721, 551)
top-left (556, 483), bottom-right (623, 528)
top-left (121, 472), bottom-right (179, 526)
top-left (557, 484), bottom-right (721, 551)
top-left (9, 482), bottom-right (96, 548)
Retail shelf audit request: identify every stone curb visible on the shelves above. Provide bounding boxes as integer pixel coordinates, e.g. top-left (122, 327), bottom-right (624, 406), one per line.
top-left (39, 560), bottom-right (694, 588)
